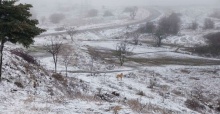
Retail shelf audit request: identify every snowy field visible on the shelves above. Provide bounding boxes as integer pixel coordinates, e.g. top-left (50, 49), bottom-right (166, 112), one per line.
top-left (1, 6), bottom-right (220, 114)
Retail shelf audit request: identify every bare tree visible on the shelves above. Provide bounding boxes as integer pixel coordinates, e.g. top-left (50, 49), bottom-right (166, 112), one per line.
top-left (136, 22), bottom-right (155, 33)
top-left (49, 13), bottom-right (65, 24)
top-left (115, 41), bottom-right (129, 66)
top-left (123, 6), bottom-right (138, 20)
top-left (154, 28), bottom-right (167, 47)
top-left (103, 10), bottom-right (113, 17)
top-left (66, 27), bottom-right (77, 41)
top-left (210, 9), bottom-right (220, 19)
top-left (130, 6), bottom-right (138, 20)
top-left (87, 9), bottom-right (98, 17)
top-left (89, 49), bottom-right (99, 76)
top-left (146, 22), bottom-right (156, 33)
top-left (188, 21), bottom-right (198, 30)
top-left (44, 39), bottom-right (63, 73)
top-left (203, 18), bottom-right (215, 30)
top-left (60, 45), bottom-right (75, 77)
top-left (132, 32), bottom-right (141, 45)
top-left (152, 13), bottom-right (181, 47)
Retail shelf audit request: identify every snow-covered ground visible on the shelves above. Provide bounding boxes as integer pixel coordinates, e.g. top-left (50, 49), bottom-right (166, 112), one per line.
top-left (1, 6), bottom-right (220, 114)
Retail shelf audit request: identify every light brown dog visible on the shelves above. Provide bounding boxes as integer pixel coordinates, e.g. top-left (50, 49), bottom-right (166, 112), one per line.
top-left (116, 73), bottom-right (123, 81)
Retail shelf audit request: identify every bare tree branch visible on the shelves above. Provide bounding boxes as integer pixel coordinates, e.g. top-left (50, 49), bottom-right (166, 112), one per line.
top-left (44, 38), bottom-right (63, 73)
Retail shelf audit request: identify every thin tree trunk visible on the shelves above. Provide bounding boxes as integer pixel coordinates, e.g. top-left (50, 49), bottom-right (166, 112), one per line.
top-left (55, 54), bottom-right (58, 73)
top-left (52, 54), bottom-right (57, 73)
top-left (157, 37), bottom-right (162, 47)
top-left (55, 62), bottom-right (57, 73)
top-left (65, 66), bottom-right (67, 77)
top-left (71, 36), bottom-right (73, 41)
top-left (0, 40), bottom-right (5, 82)
top-left (55, 56), bottom-right (57, 73)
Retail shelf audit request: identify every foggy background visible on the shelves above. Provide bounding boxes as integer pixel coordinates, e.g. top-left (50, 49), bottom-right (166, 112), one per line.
top-left (20, 0), bottom-right (220, 7)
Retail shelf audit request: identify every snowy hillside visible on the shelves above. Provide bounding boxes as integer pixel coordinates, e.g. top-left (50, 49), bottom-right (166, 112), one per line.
top-left (1, 5), bottom-right (220, 114)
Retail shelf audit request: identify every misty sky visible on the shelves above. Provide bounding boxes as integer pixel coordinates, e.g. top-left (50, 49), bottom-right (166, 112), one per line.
top-left (20, 0), bottom-right (219, 7)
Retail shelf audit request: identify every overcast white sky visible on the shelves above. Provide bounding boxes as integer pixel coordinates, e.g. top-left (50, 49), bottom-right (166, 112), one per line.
top-left (20, 0), bottom-right (219, 7)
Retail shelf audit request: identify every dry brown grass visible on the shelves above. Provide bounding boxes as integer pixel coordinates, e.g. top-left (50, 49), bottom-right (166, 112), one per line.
top-left (23, 95), bottom-right (36, 104)
top-left (180, 69), bottom-right (191, 74)
top-left (127, 99), bottom-right (179, 114)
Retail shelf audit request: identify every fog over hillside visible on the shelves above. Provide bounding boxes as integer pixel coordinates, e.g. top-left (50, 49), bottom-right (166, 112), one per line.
top-left (20, 0), bottom-right (220, 7)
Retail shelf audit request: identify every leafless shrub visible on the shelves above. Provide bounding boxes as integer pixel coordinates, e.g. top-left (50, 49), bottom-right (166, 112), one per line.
top-left (188, 21), bottom-right (198, 30)
top-left (123, 6), bottom-right (138, 20)
top-left (185, 99), bottom-right (205, 112)
top-left (10, 49), bottom-right (38, 65)
top-left (14, 81), bottom-right (24, 88)
top-left (136, 91), bottom-right (145, 96)
top-left (127, 99), bottom-right (147, 113)
top-left (60, 45), bottom-right (75, 77)
top-left (54, 27), bottom-right (65, 31)
top-left (203, 18), bottom-right (215, 30)
top-left (148, 77), bottom-right (157, 88)
top-left (52, 73), bottom-right (65, 82)
top-left (216, 99), bottom-right (220, 112)
top-left (112, 106), bottom-right (122, 114)
top-left (172, 89), bottom-right (184, 97)
top-left (76, 92), bottom-right (101, 102)
top-left (128, 100), bottom-right (178, 113)
top-left (115, 41), bottom-right (129, 66)
top-left (189, 77), bottom-right (200, 80)
top-left (145, 22), bottom-right (156, 33)
top-left (180, 69), bottom-right (191, 74)
top-left (210, 9), bottom-right (220, 19)
top-left (88, 49), bottom-right (100, 76)
top-left (49, 13), bottom-right (65, 24)
top-left (112, 91), bottom-right (120, 96)
top-left (23, 95), bottom-right (35, 104)
top-left (103, 10), bottom-right (114, 17)
top-left (66, 27), bottom-right (77, 41)
top-left (132, 32), bottom-right (141, 45)
top-left (87, 9), bottom-right (98, 17)
top-left (124, 72), bottom-right (136, 78)
top-left (52, 96), bottom-right (66, 104)
top-left (190, 86), bottom-right (204, 101)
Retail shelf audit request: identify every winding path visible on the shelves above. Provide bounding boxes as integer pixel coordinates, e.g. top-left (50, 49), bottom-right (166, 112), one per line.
top-left (38, 8), bottom-right (161, 37)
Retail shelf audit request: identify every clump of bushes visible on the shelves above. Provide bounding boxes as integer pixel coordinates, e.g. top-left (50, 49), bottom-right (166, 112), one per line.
top-left (185, 99), bottom-right (205, 112)
top-left (193, 32), bottom-right (220, 57)
top-left (52, 73), bottom-right (65, 82)
top-left (10, 49), bottom-right (38, 65)
top-left (87, 9), bottom-right (98, 17)
top-left (49, 13), bottom-right (65, 24)
top-left (188, 21), bottom-right (198, 30)
top-left (203, 18), bottom-right (215, 30)
top-left (137, 22), bottom-right (155, 33)
top-left (103, 10), bottom-right (113, 17)
top-left (136, 91), bottom-right (145, 96)
top-left (54, 27), bottom-right (65, 31)
top-left (210, 9), bottom-right (220, 19)
top-left (216, 99), bottom-right (220, 112)
top-left (14, 81), bottom-right (24, 88)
